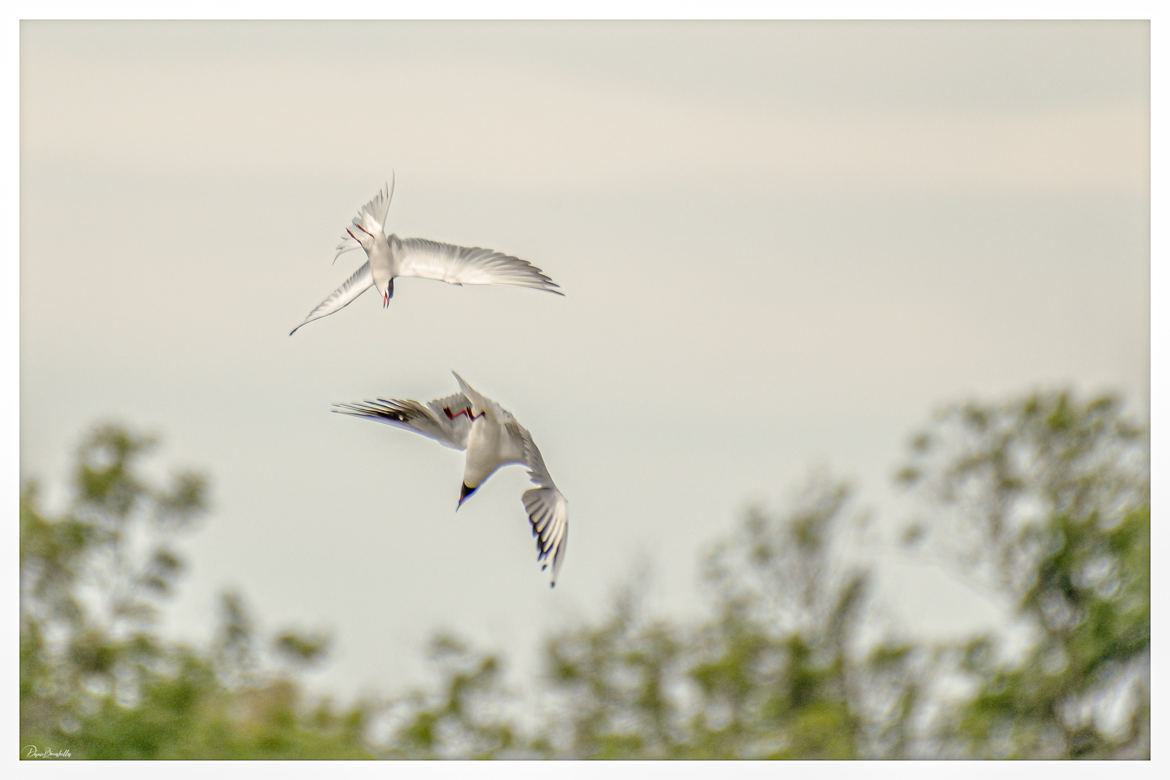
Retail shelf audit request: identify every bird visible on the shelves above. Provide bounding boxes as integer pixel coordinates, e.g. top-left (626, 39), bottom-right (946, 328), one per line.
top-left (333, 372), bottom-right (569, 587)
top-left (289, 176), bottom-right (563, 335)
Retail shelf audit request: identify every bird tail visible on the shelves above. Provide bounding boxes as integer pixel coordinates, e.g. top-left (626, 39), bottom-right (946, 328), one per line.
top-left (333, 174), bottom-right (395, 263)
top-left (450, 371), bottom-right (490, 416)
top-left (356, 173), bottom-right (395, 233)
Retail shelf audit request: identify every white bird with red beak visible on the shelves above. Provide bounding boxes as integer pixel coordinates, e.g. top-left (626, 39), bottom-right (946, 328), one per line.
top-left (290, 176), bottom-right (563, 335)
top-left (332, 372), bottom-right (569, 587)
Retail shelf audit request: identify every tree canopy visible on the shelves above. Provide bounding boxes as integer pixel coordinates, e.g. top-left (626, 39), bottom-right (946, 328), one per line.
top-left (19, 389), bottom-right (1149, 759)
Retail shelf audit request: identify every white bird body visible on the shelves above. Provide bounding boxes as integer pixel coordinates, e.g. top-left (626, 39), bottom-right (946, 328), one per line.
top-left (461, 402), bottom-right (525, 489)
top-left (333, 372), bottom-right (569, 587)
top-left (290, 179), bottom-right (562, 335)
top-left (363, 230), bottom-right (396, 307)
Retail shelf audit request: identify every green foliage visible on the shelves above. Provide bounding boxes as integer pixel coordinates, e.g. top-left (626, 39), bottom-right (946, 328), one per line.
top-left (899, 390), bottom-right (1150, 758)
top-left (20, 423), bottom-right (376, 759)
top-left (375, 481), bottom-right (924, 759)
top-left (21, 388), bottom-right (1149, 759)
top-left (373, 389), bottom-right (1147, 759)
top-left (384, 634), bottom-right (517, 759)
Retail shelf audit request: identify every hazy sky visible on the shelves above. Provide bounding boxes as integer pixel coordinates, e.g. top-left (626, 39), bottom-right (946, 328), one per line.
top-left (18, 20), bottom-right (1150, 702)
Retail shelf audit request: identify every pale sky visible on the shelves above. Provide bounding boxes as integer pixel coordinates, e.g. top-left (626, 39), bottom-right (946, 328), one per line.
top-left (17, 19), bottom-right (1151, 704)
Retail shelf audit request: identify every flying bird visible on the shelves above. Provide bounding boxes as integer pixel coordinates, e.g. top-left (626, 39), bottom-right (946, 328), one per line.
top-left (290, 177), bottom-right (562, 335)
top-left (333, 372), bottom-right (569, 587)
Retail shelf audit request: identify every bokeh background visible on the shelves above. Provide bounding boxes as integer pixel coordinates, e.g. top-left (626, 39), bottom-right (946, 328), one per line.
top-left (18, 19), bottom-right (1152, 759)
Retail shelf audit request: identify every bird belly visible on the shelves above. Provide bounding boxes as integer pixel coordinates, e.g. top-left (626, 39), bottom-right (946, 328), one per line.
top-left (366, 244), bottom-right (395, 298)
top-left (463, 423), bottom-right (517, 488)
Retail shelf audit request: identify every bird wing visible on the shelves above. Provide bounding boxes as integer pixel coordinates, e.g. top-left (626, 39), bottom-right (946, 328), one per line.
top-left (332, 391), bottom-right (472, 450)
top-left (508, 421), bottom-right (569, 587)
top-left (395, 237), bottom-right (563, 294)
top-left (333, 176), bottom-right (395, 263)
top-left (289, 262), bottom-right (374, 335)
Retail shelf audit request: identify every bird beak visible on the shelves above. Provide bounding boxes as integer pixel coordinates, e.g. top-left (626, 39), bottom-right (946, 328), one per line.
top-left (457, 483), bottom-right (477, 510)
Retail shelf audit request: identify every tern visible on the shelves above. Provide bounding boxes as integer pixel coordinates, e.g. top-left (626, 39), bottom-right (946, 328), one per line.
top-left (333, 372), bottom-right (569, 587)
top-left (290, 177), bottom-right (562, 335)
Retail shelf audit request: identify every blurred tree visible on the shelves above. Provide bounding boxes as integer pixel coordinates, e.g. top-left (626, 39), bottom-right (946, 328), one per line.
top-left (377, 389), bottom-right (1147, 760)
top-left (23, 387), bottom-right (1149, 760)
top-left (380, 478), bottom-right (926, 759)
top-left (382, 634), bottom-right (519, 759)
top-left (897, 390), bottom-right (1150, 758)
top-left (20, 423), bottom-right (376, 759)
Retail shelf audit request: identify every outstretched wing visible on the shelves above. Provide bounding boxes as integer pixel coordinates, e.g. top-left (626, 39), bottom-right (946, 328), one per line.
top-left (509, 422), bottom-right (569, 587)
top-left (332, 391), bottom-right (472, 450)
top-left (333, 176), bottom-right (395, 263)
top-left (396, 237), bottom-right (563, 294)
top-left (289, 262), bottom-right (373, 335)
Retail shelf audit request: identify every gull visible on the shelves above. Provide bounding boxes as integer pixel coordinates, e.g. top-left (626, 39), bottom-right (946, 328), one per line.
top-left (333, 372), bottom-right (569, 587)
top-left (289, 176), bottom-right (562, 335)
